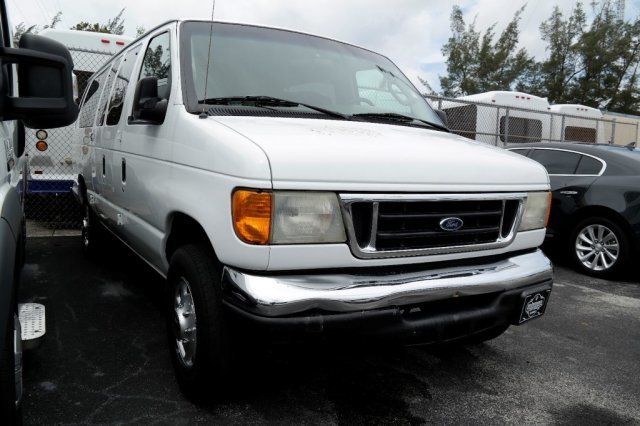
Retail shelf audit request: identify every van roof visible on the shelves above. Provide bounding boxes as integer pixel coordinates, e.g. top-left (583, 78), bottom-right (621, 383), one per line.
top-left (458, 91), bottom-right (551, 111)
top-left (549, 104), bottom-right (603, 118)
top-left (38, 29), bottom-right (134, 54)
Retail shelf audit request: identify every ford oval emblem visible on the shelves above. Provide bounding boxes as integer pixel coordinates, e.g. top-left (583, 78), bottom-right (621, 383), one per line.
top-left (439, 217), bottom-right (464, 232)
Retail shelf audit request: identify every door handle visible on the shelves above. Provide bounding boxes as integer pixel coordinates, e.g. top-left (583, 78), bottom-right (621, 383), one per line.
top-left (90, 131), bottom-right (95, 142)
top-left (121, 158), bottom-right (126, 185)
top-left (560, 190), bottom-right (578, 196)
top-left (102, 155), bottom-right (106, 177)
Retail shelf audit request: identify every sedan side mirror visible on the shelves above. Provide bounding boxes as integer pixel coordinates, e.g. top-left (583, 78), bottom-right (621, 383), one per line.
top-left (130, 76), bottom-right (167, 124)
top-left (0, 34), bottom-right (78, 129)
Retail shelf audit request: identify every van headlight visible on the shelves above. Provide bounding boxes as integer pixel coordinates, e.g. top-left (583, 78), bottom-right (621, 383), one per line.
top-left (232, 189), bottom-right (346, 245)
top-left (518, 192), bottom-right (552, 231)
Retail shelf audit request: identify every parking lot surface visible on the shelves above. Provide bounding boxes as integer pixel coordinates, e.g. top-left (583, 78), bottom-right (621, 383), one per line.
top-left (19, 236), bottom-right (640, 425)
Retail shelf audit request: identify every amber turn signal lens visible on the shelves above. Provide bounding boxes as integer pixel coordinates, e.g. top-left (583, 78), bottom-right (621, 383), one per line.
top-left (232, 190), bottom-right (272, 245)
top-left (35, 140), bottom-right (48, 152)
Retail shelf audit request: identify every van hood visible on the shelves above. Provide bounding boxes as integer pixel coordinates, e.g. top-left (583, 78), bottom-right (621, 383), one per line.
top-left (212, 116), bottom-right (549, 192)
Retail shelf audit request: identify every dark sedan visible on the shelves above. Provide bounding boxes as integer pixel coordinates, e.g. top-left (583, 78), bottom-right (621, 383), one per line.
top-left (507, 142), bottom-right (640, 278)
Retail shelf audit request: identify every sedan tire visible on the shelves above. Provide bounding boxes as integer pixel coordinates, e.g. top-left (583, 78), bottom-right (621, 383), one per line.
top-left (570, 216), bottom-right (630, 278)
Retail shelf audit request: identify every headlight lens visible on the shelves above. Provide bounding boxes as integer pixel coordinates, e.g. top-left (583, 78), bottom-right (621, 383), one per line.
top-left (272, 192), bottom-right (346, 244)
top-left (232, 190), bottom-right (346, 245)
top-left (518, 192), bottom-right (552, 231)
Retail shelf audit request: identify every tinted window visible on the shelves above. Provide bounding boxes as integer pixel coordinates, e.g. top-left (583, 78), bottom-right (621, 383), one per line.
top-left (443, 104), bottom-right (477, 140)
top-left (530, 149), bottom-right (581, 174)
top-left (509, 148), bottom-right (530, 157)
top-left (576, 155), bottom-right (603, 174)
top-left (139, 32), bottom-right (171, 100)
top-left (106, 46), bottom-right (142, 126)
top-left (78, 70), bottom-right (107, 128)
top-left (500, 117), bottom-right (543, 143)
top-left (96, 56), bottom-right (123, 126)
top-left (565, 126), bottom-right (597, 143)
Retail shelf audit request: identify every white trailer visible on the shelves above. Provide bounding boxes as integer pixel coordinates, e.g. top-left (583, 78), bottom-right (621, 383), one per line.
top-left (440, 91), bottom-right (552, 146)
top-left (27, 29), bottom-right (132, 194)
top-left (549, 104), bottom-right (605, 144)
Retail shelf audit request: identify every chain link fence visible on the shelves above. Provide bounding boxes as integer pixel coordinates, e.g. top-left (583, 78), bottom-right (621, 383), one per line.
top-left (25, 46), bottom-right (115, 235)
top-left (426, 95), bottom-right (640, 147)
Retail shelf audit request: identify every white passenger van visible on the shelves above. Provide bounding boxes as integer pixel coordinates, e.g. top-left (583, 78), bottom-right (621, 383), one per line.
top-left (549, 104), bottom-right (605, 144)
top-left (72, 21), bottom-right (553, 400)
top-left (441, 91), bottom-right (552, 146)
top-left (26, 29), bottom-right (131, 194)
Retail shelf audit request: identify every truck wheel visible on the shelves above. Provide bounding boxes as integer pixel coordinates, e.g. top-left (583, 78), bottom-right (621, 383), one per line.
top-left (0, 306), bottom-right (21, 422)
top-left (81, 202), bottom-right (103, 256)
top-left (570, 216), bottom-right (629, 278)
top-left (166, 244), bottom-right (231, 402)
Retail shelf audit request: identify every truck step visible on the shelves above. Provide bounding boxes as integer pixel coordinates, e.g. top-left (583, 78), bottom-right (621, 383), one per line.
top-left (18, 303), bottom-right (46, 350)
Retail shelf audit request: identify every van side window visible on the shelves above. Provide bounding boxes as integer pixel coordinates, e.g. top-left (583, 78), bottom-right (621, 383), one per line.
top-left (138, 32), bottom-right (171, 101)
top-left (106, 46), bottom-right (142, 126)
top-left (78, 70), bottom-right (108, 128)
top-left (96, 56), bottom-right (123, 126)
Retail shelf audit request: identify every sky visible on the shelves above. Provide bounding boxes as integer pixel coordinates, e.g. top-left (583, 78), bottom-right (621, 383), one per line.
top-left (7, 0), bottom-right (640, 92)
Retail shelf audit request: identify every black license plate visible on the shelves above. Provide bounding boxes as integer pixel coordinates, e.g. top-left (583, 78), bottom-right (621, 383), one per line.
top-left (519, 289), bottom-right (551, 324)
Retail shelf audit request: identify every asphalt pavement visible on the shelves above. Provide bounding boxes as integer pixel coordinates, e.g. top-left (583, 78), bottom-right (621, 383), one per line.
top-left (18, 236), bottom-right (640, 425)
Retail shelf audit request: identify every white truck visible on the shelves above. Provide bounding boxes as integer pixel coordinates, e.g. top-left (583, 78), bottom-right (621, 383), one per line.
top-left (441, 91), bottom-right (552, 146)
top-left (26, 29), bottom-right (131, 195)
top-left (549, 104), bottom-right (605, 144)
top-left (72, 21), bottom-right (554, 401)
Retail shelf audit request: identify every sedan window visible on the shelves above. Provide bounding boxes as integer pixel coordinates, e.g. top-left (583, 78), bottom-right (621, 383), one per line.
top-left (529, 149), bottom-right (581, 174)
top-left (575, 155), bottom-right (604, 175)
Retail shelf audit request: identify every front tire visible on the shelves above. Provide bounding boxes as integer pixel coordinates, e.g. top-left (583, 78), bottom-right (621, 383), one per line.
top-left (570, 216), bottom-right (629, 278)
top-left (166, 244), bottom-right (231, 402)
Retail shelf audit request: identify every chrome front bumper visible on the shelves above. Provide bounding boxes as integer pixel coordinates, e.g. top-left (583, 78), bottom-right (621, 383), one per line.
top-left (222, 250), bottom-right (553, 317)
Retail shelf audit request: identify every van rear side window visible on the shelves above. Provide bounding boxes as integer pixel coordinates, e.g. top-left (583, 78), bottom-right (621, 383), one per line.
top-left (96, 56), bottom-right (123, 126)
top-left (106, 46), bottom-right (141, 126)
top-left (78, 70), bottom-right (107, 128)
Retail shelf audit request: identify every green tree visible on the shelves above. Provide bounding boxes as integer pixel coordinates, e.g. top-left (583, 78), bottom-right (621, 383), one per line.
top-left (13, 11), bottom-right (62, 45)
top-left (570, 1), bottom-right (640, 113)
top-left (524, 4), bottom-right (586, 103)
top-left (70, 8), bottom-right (126, 35)
top-left (435, 5), bottom-right (533, 97)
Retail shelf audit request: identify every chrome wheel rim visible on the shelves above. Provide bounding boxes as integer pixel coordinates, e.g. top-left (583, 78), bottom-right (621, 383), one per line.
top-left (82, 205), bottom-right (90, 248)
top-left (575, 224), bottom-right (619, 272)
top-left (14, 313), bottom-right (22, 408)
top-left (173, 277), bottom-right (197, 368)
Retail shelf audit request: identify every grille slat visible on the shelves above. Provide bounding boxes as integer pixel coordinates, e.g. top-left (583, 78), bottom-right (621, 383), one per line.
top-left (346, 196), bottom-right (522, 255)
top-left (378, 210), bottom-right (502, 220)
top-left (377, 226), bottom-right (501, 239)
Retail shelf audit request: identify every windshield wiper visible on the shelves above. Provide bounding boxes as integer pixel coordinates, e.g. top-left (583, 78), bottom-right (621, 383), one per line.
top-left (352, 112), bottom-right (449, 132)
top-left (199, 96), bottom-right (349, 120)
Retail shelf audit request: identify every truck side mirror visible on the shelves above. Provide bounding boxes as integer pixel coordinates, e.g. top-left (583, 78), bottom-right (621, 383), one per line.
top-left (0, 34), bottom-right (78, 129)
top-left (131, 76), bottom-right (167, 124)
top-left (435, 109), bottom-right (449, 128)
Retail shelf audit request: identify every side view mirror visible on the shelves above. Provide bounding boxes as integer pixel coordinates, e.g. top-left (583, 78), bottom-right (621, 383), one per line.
top-left (0, 34), bottom-right (78, 129)
top-left (435, 109), bottom-right (449, 128)
top-left (131, 76), bottom-right (167, 124)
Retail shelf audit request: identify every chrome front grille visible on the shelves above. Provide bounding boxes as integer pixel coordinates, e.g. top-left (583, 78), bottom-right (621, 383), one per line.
top-left (341, 193), bottom-right (525, 259)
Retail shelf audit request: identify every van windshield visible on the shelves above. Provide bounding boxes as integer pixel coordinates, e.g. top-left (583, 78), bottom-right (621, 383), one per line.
top-left (180, 22), bottom-right (444, 127)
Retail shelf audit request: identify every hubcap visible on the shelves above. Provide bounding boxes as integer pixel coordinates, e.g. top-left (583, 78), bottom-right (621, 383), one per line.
top-left (173, 277), bottom-right (197, 368)
top-left (14, 313), bottom-right (22, 408)
top-left (82, 205), bottom-right (90, 248)
top-left (575, 224), bottom-right (620, 271)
